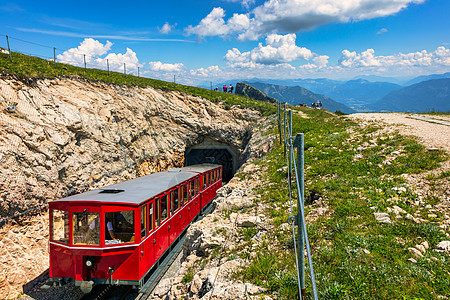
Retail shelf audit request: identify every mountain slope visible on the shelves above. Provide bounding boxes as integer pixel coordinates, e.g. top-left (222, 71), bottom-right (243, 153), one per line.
top-left (404, 72), bottom-right (450, 86)
top-left (371, 78), bottom-right (450, 112)
top-left (245, 81), bottom-right (355, 113)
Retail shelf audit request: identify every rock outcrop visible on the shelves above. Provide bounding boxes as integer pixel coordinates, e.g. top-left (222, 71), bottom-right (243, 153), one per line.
top-left (235, 82), bottom-right (277, 103)
top-left (0, 74), bottom-right (260, 222)
top-left (0, 73), bottom-right (265, 299)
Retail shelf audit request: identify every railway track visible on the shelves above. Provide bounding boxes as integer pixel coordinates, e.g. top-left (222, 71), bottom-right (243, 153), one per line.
top-left (78, 201), bottom-right (215, 300)
top-left (79, 285), bottom-right (135, 300)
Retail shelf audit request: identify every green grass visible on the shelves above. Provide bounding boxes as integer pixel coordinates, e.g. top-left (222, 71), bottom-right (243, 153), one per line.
top-left (242, 106), bottom-right (449, 299)
top-left (0, 49), bottom-right (276, 116)
top-left (2, 49), bottom-right (449, 299)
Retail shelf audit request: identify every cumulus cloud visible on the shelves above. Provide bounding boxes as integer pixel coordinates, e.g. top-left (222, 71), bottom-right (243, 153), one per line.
top-left (148, 61), bottom-right (185, 72)
top-left (159, 22), bottom-right (175, 34)
top-left (338, 47), bottom-right (450, 69)
top-left (57, 38), bottom-right (112, 66)
top-left (185, 7), bottom-right (249, 38)
top-left (190, 65), bottom-right (221, 77)
top-left (96, 48), bottom-right (142, 73)
top-left (187, 0), bottom-right (425, 40)
top-left (57, 38), bottom-right (142, 73)
top-left (225, 33), bottom-right (315, 67)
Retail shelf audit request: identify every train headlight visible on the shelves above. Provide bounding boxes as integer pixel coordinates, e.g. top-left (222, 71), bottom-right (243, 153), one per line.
top-left (85, 258), bottom-right (93, 268)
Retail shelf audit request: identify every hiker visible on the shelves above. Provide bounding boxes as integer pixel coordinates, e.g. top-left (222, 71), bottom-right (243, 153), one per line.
top-left (229, 84), bottom-right (233, 93)
top-left (223, 84), bottom-right (228, 93)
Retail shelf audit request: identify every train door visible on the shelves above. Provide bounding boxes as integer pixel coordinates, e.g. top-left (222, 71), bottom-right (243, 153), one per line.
top-left (169, 187), bottom-right (179, 245)
top-left (139, 203), bottom-right (150, 276)
top-left (159, 193), bottom-right (170, 252)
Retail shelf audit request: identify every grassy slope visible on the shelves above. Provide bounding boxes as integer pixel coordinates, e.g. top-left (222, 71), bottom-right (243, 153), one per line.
top-left (1, 51), bottom-right (449, 299)
top-left (0, 50), bottom-right (275, 115)
top-left (241, 108), bottom-right (449, 299)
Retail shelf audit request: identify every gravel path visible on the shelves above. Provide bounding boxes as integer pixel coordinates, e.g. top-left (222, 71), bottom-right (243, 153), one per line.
top-left (348, 113), bottom-right (450, 154)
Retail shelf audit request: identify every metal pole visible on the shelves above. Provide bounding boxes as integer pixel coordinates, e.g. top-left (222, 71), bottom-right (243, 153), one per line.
top-left (123, 63), bottom-right (126, 75)
top-left (173, 75), bottom-right (176, 85)
top-left (138, 66), bottom-right (140, 77)
top-left (53, 47), bottom-right (56, 68)
top-left (291, 142), bottom-right (319, 300)
top-left (83, 54), bottom-right (86, 71)
top-left (283, 103), bottom-right (287, 158)
top-left (288, 110), bottom-right (293, 178)
top-left (107, 59), bottom-right (110, 75)
top-left (6, 35), bottom-right (12, 62)
top-left (296, 133), bottom-right (306, 299)
top-left (210, 81), bottom-right (212, 98)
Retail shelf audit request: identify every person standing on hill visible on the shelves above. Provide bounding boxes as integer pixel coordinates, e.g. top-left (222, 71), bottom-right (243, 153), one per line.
top-left (223, 84), bottom-right (228, 93)
top-left (229, 84), bottom-right (233, 93)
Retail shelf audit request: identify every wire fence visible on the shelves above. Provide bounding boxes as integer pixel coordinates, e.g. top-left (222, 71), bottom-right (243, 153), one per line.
top-left (0, 33), bottom-right (142, 76)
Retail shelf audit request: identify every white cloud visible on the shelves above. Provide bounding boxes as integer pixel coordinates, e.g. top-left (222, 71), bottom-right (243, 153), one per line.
top-left (185, 7), bottom-right (249, 38)
top-left (57, 38), bottom-right (112, 66)
top-left (187, 0), bottom-right (425, 40)
top-left (148, 61), bottom-right (185, 72)
top-left (225, 33), bottom-right (314, 67)
top-left (377, 28), bottom-right (388, 35)
top-left (57, 38), bottom-right (142, 73)
top-left (338, 47), bottom-right (450, 69)
top-left (96, 48), bottom-right (142, 73)
top-left (159, 22), bottom-right (175, 34)
top-left (190, 65), bottom-right (222, 77)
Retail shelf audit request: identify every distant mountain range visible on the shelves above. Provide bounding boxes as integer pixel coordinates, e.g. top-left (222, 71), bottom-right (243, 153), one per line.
top-left (243, 81), bottom-right (355, 114)
top-left (243, 78), bottom-right (402, 111)
top-left (404, 72), bottom-right (450, 86)
top-left (200, 72), bottom-right (450, 113)
top-left (370, 78), bottom-right (450, 113)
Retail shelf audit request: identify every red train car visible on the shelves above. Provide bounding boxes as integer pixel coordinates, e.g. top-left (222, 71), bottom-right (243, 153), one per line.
top-left (49, 164), bottom-right (222, 291)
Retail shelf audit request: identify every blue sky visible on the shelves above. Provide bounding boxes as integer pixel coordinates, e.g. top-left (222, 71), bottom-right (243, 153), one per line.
top-left (0, 0), bottom-right (449, 85)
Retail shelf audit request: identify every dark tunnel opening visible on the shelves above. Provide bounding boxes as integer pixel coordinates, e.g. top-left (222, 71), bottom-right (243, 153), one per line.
top-left (185, 148), bottom-right (234, 182)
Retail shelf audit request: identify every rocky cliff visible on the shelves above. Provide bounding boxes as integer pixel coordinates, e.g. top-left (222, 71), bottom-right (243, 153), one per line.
top-left (0, 73), bottom-right (265, 299)
top-left (0, 73), bottom-right (260, 222)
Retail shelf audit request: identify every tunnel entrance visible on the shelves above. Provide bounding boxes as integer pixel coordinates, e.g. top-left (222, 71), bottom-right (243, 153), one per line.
top-left (185, 137), bottom-right (240, 183)
top-left (185, 149), bottom-right (233, 182)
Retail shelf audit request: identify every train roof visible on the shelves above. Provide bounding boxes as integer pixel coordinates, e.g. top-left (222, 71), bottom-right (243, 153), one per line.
top-left (52, 164), bottom-right (220, 205)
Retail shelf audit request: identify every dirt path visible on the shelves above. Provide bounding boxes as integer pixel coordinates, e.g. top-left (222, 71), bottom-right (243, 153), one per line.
top-left (348, 113), bottom-right (450, 154)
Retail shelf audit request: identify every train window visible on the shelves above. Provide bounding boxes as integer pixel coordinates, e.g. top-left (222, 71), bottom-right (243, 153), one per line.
top-left (149, 202), bottom-right (154, 232)
top-left (51, 209), bottom-right (69, 244)
top-left (141, 204), bottom-right (147, 239)
top-left (196, 177), bottom-right (200, 194)
top-left (172, 188), bottom-right (179, 214)
top-left (161, 194), bottom-right (168, 222)
top-left (183, 184), bottom-right (189, 204)
top-left (105, 211), bottom-right (135, 244)
top-left (155, 198), bottom-right (160, 227)
top-left (73, 212), bottom-right (100, 245)
top-left (190, 180), bottom-right (195, 197)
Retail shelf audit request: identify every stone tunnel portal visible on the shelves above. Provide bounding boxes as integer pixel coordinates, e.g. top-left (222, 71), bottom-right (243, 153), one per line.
top-left (185, 138), bottom-right (239, 183)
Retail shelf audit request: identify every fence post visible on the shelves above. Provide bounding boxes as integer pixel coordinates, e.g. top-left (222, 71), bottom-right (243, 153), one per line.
top-left (295, 133), bottom-right (306, 299)
top-left (6, 35), bottom-right (12, 62)
top-left (283, 103), bottom-right (287, 158)
top-left (107, 59), bottom-right (110, 75)
top-left (53, 47), bottom-right (56, 68)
